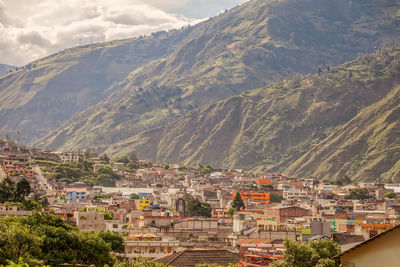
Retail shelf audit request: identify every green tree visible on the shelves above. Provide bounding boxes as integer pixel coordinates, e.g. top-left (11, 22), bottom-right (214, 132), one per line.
top-left (178, 165), bottom-right (187, 171)
top-left (84, 149), bottom-right (97, 158)
top-left (4, 257), bottom-right (47, 267)
top-left (231, 192), bottom-right (245, 211)
top-left (96, 231), bottom-right (124, 253)
top-left (78, 160), bottom-right (94, 172)
top-left (271, 239), bottom-right (340, 267)
top-left (260, 184), bottom-right (274, 190)
top-left (0, 213), bottom-right (115, 266)
top-left (115, 155), bottom-right (129, 164)
top-left (384, 192), bottom-right (397, 199)
top-left (100, 153), bottom-right (110, 164)
top-left (13, 178), bottom-right (31, 202)
top-left (270, 193), bottom-right (284, 203)
top-left (95, 166), bottom-right (120, 186)
top-left (0, 221), bottom-right (42, 264)
top-left (130, 193), bottom-right (140, 199)
top-left (185, 194), bottom-right (212, 217)
top-left (22, 200), bottom-right (41, 211)
top-left (333, 175), bottom-right (352, 186)
top-left (127, 162), bottom-right (138, 170)
top-left (102, 210), bottom-right (113, 220)
top-left (163, 164), bottom-right (170, 169)
top-left (0, 176), bottom-right (15, 202)
top-left (75, 231), bottom-right (114, 266)
top-left (226, 207), bottom-right (235, 218)
top-left (96, 174), bottom-right (116, 187)
top-left (344, 188), bottom-right (371, 200)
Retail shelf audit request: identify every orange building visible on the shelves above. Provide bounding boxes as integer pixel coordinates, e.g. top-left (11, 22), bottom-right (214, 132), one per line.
top-left (233, 192), bottom-right (270, 204)
top-left (257, 178), bottom-right (272, 184)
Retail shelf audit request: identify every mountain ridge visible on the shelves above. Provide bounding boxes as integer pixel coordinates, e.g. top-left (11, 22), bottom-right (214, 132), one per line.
top-left (0, 64), bottom-right (15, 77)
top-left (37, 0), bottom-right (400, 152)
top-left (104, 49), bottom-right (400, 181)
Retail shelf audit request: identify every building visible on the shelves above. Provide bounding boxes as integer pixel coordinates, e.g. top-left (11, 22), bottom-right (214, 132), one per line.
top-left (135, 199), bottom-right (151, 210)
top-left (154, 249), bottom-right (241, 267)
top-left (236, 239), bottom-right (283, 266)
top-left (66, 187), bottom-right (87, 201)
top-left (263, 206), bottom-right (309, 223)
top-left (283, 189), bottom-right (309, 200)
top-left (122, 236), bottom-right (180, 258)
top-left (0, 204), bottom-right (32, 218)
top-left (234, 192), bottom-right (270, 204)
top-left (59, 152), bottom-right (80, 163)
top-left (74, 211), bottom-right (106, 231)
top-left (334, 224), bottom-right (400, 267)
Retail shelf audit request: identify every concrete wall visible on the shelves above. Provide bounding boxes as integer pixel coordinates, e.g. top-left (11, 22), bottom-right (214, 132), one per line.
top-left (249, 230), bottom-right (299, 241)
top-left (175, 220), bottom-right (218, 229)
top-left (340, 226), bottom-right (400, 267)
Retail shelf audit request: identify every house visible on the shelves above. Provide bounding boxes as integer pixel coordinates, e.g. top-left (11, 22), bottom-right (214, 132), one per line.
top-left (121, 235), bottom-right (180, 258)
top-left (283, 188), bottom-right (309, 200)
top-left (0, 204), bottom-right (32, 218)
top-left (59, 152), bottom-right (80, 163)
top-left (66, 187), bottom-right (87, 201)
top-left (153, 248), bottom-right (241, 267)
top-left (74, 211), bottom-right (106, 231)
top-left (263, 206), bottom-right (309, 223)
top-left (334, 224), bottom-right (400, 267)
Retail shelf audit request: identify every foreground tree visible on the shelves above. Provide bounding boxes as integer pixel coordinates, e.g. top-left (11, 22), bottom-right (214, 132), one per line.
top-left (96, 230), bottom-right (124, 253)
top-left (271, 239), bottom-right (340, 267)
top-left (0, 213), bottom-right (118, 266)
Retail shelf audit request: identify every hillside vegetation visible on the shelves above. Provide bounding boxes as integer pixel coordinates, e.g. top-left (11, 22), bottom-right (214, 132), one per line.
top-left (38, 0), bottom-right (399, 151)
top-left (105, 49), bottom-right (400, 182)
top-left (286, 81), bottom-right (400, 181)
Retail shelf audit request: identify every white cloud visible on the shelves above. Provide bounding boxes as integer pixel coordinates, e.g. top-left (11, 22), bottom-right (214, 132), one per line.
top-left (0, 0), bottom-right (226, 66)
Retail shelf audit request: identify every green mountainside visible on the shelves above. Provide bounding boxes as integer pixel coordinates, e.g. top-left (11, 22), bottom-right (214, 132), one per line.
top-left (105, 49), bottom-right (400, 181)
top-left (37, 0), bottom-right (400, 151)
top-left (0, 64), bottom-right (15, 76)
top-left (286, 84), bottom-right (400, 182)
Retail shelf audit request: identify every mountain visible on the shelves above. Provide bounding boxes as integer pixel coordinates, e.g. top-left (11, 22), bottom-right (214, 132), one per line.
top-left (0, 31), bottom-right (194, 143)
top-left (286, 84), bottom-right (400, 182)
top-left (0, 64), bottom-right (15, 76)
top-left (37, 0), bottom-right (400, 151)
top-left (104, 49), bottom-right (400, 182)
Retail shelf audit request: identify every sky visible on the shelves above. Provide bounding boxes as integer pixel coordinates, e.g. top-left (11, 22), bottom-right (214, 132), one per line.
top-left (0, 0), bottom-right (248, 66)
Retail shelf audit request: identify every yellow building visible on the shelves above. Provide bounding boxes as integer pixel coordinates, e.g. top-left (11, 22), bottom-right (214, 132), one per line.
top-left (335, 224), bottom-right (400, 267)
top-left (136, 199), bottom-right (151, 210)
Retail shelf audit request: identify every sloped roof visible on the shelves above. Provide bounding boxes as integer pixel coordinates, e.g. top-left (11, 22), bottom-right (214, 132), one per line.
top-left (236, 238), bottom-right (274, 245)
top-left (333, 224), bottom-right (400, 259)
top-left (154, 248), bottom-right (240, 267)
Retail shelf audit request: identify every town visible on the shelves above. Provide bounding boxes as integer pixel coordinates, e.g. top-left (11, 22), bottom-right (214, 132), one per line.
top-left (1, 139), bottom-right (399, 266)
